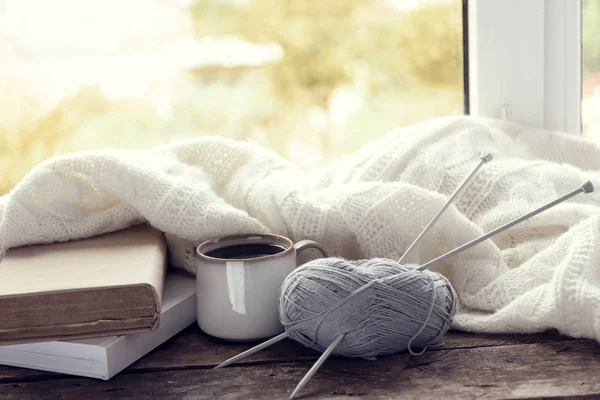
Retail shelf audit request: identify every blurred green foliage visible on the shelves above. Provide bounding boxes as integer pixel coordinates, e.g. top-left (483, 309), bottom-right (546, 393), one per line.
top-left (189, 0), bottom-right (462, 107)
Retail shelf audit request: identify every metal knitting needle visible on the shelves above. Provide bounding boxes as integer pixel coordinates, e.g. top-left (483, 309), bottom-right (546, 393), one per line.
top-left (290, 334), bottom-right (345, 400)
top-left (398, 152), bottom-right (493, 264)
top-left (213, 332), bottom-right (289, 369)
top-left (418, 180), bottom-right (595, 271)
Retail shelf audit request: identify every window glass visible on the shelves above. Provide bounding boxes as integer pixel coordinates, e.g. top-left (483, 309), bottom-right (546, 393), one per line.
top-left (0, 0), bottom-right (464, 194)
top-left (583, 0), bottom-right (600, 139)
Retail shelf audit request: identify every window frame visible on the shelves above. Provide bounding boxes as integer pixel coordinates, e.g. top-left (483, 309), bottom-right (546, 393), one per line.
top-left (467, 0), bottom-right (582, 135)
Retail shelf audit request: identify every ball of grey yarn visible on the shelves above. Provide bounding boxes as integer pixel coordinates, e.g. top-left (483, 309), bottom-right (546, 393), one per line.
top-left (279, 257), bottom-right (456, 359)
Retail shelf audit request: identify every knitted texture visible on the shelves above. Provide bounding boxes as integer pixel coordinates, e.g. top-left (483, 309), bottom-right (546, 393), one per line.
top-left (1, 116), bottom-right (600, 340)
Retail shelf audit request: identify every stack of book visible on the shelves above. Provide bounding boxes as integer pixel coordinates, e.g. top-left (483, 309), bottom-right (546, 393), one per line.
top-left (0, 225), bottom-right (197, 379)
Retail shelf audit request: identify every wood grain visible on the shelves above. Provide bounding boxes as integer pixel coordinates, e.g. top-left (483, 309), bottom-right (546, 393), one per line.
top-left (0, 326), bottom-right (572, 383)
top-left (1, 339), bottom-right (599, 399)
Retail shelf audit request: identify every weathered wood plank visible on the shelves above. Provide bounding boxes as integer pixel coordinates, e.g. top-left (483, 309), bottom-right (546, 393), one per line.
top-left (0, 326), bottom-right (572, 382)
top-left (130, 327), bottom-right (571, 370)
top-left (441, 328), bottom-right (568, 349)
top-left (1, 339), bottom-right (599, 399)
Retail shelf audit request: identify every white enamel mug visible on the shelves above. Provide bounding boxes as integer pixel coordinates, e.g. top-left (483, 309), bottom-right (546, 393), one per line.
top-left (196, 233), bottom-right (328, 341)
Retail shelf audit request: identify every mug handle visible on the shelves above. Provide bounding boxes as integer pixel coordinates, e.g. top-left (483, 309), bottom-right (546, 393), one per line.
top-left (293, 240), bottom-right (329, 261)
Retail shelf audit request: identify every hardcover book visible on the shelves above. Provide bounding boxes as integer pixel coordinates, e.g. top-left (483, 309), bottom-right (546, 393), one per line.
top-left (0, 224), bottom-right (167, 344)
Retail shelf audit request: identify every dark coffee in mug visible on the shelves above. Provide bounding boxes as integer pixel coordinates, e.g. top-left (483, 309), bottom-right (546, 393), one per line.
top-left (205, 243), bottom-right (286, 260)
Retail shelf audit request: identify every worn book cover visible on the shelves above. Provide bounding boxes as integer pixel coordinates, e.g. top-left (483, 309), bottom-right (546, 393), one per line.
top-left (0, 270), bottom-right (196, 379)
top-left (0, 224), bottom-right (167, 345)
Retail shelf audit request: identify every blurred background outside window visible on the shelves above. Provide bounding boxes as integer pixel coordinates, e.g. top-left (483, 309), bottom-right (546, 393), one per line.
top-left (0, 0), bottom-right (464, 195)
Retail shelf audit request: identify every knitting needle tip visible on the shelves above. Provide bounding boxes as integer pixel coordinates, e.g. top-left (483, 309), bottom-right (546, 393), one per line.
top-left (289, 334), bottom-right (345, 400)
top-left (480, 152), bottom-right (493, 163)
top-left (582, 180), bottom-right (594, 193)
top-left (214, 332), bottom-right (289, 369)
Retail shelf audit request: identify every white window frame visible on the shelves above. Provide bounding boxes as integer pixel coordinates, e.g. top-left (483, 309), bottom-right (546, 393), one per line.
top-left (468, 0), bottom-right (582, 134)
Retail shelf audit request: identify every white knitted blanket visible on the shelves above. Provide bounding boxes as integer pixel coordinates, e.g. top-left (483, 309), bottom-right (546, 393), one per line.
top-left (2, 116), bottom-right (600, 341)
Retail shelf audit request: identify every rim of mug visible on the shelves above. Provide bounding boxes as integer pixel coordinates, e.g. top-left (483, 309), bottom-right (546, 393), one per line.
top-left (196, 233), bottom-right (294, 262)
